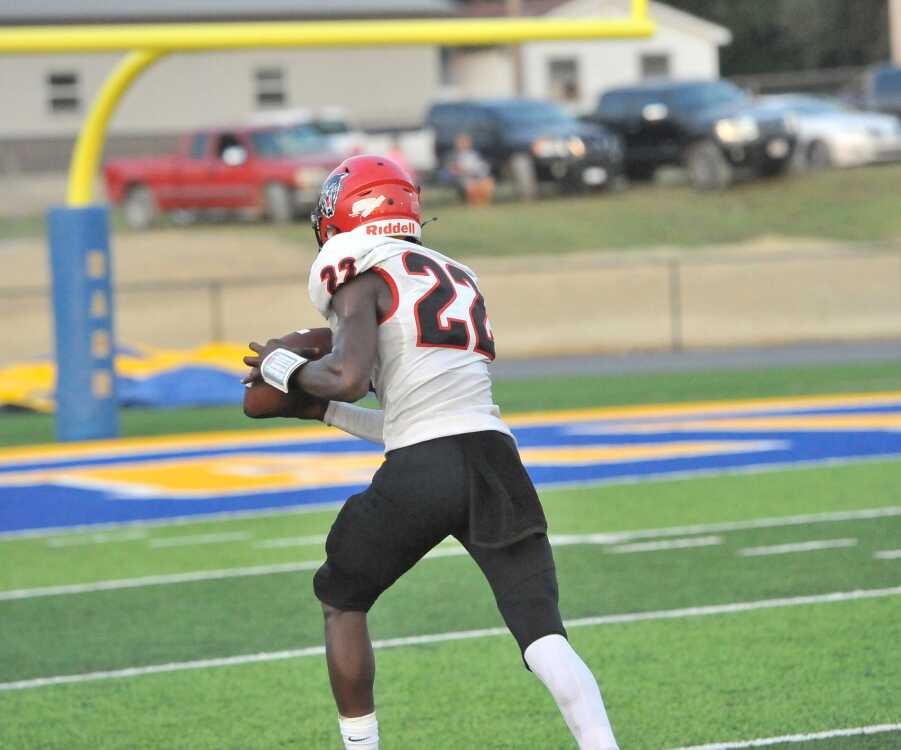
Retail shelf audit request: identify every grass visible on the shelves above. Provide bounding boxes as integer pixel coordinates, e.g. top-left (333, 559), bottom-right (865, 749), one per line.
top-left (2, 358), bottom-right (900, 448)
top-left (2, 596), bottom-right (899, 750)
top-left (2, 462), bottom-right (900, 748)
top-left (6, 165), bottom-right (901, 254)
top-left (0, 214), bottom-right (45, 241)
top-left (1, 367), bottom-right (900, 748)
top-left (304, 164), bottom-right (901, 256)
top-left (3, 464), bottom-right (900, 677)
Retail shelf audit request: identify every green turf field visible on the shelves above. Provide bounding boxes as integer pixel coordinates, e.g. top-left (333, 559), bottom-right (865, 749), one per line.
top-left (2, 363), bottom-right (901, 749)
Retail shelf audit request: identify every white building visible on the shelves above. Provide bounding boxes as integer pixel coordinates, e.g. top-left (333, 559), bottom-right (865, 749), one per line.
top-left (0, 0), bottom-right (730, 173)
top-left (447, 0), bottom-right (732, 111)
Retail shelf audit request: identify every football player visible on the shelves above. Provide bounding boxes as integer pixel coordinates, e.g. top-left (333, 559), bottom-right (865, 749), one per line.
top-left (243, 155), bottom-right (619, 750)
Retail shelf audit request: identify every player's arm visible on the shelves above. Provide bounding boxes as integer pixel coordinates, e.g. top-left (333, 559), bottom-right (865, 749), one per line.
top-left (321, 401), bottom-right (385, 445)
top-left (292, 273), bottom-right (380, 402)
top-left (307, 273), bottom-right (389, 444)
top-left (244, 273), bottom-right (381, 403)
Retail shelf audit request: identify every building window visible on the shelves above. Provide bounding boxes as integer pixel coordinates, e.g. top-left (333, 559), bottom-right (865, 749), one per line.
top-left (641, 53), bottom-right (671, 80)
top-left (548, 58), bottom-right (580, 102)
top-left (47, 71), bottom-right (80, 113)
top-left (255, 67), bottom-right (286, 109)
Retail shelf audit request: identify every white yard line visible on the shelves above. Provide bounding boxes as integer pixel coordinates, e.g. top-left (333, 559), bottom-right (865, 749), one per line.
top-left (670, 722), bottom-right (901, 749)
top-left (738, 539), bottom-right (857, 557)
top-left (0, 501), bottom-right (345, 541)
top-left (538, 453), bottom-right (901, 494)
top-left (874, 549), bottom-right (901, 560)
top-left (401, 535), bottom-right (725, 560)
top-left (47, 530), bottom-right (148, 547)
top-left (586, 506), bottom-right (900, 543)
top-left (0, 561), bottom-right (323, 601)
top-left (2, 585), bottom-right (899, 692)
top-left (174, 505), bottom-right (901, 553)
top-left (1, 534), bottom-right (645, 602)
top-left (253, 534), bottom-right (328, 549)
top-left (4, 506), bottom-right (898, 601)
top-left (26, 496), bottom-right (890, 548)
top-left (148, 532), bottom-right (251, 549)
top-left (608, 536), bottom-right (722, 554)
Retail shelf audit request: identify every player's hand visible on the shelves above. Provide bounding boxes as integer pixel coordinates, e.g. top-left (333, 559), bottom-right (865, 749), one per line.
top-left (241, 366), bottom-right (261, 386)
top-left (241, 340), bottom-right (321, 385)
top-left (243, 384), bottom-right (329, 421)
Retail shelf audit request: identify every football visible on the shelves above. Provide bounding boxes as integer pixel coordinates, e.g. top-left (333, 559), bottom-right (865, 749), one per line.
top-left (243, 327), bottom-right (333, 418)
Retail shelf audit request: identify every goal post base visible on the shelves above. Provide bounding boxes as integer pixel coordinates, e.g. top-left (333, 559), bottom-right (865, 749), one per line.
top-left (47, 205), bottom-right (120, 441)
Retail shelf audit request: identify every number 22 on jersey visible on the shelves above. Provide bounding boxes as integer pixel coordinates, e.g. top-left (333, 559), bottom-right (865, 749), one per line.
top-left (402, 251), bottom-right (495, 360)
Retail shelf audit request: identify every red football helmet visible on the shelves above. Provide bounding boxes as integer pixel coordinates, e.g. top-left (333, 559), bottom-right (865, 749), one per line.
top-left (311, 154), bottom-right (422, 249)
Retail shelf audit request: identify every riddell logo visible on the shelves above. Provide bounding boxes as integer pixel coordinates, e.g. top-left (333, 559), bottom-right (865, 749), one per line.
top-left (358, 219), bottom-right (422, 238)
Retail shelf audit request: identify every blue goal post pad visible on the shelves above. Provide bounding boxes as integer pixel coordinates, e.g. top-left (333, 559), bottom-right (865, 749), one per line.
top-left (47, 205), bottom-right (120, 442)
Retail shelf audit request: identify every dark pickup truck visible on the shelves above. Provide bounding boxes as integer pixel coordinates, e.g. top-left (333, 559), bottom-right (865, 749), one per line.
top-left (585, 80), bottom-right (797, 190)
top-left (426, 98), bottom-right (623, 199)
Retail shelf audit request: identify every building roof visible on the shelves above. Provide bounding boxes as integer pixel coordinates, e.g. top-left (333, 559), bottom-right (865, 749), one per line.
top-left (461, 0), bottom-right (731, 45)
top-left (0, 0), bottom-right (458, 25)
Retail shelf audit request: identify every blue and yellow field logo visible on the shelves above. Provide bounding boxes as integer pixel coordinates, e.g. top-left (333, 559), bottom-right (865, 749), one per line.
top-left (1, 392), bottom-right (900, 534)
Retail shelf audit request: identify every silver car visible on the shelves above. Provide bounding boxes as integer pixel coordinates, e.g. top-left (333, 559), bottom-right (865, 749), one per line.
top-left (759, 94), bottom-right (901, 169)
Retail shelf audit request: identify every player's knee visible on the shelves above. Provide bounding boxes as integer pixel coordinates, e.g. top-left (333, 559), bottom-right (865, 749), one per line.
top-left (497, 571), bottom-right (567, 656)
top-left (524, 634), bottom-right (582, 703)
top-left (313, 562), bottom-right (341, 607)
top-left (509, 609), bottom-right (567, 656)
top-left (314, 560), bottom-right (380, 613)
top-left (319, 600), bottom-right (367, 626)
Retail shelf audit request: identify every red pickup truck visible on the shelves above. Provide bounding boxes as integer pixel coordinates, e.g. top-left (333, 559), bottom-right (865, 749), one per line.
top-left (104, 124), bottom-right (341, 229)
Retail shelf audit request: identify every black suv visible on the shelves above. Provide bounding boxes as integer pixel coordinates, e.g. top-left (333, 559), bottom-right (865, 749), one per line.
top-left (586, 80), bottom-right (796, 190)
top-left (426, 98), bottom-right (622, 199)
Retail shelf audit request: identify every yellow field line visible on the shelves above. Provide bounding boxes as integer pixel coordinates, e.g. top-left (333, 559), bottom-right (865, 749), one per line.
top-left (0, 441), bottom-right (772, 498)
top-left (1, 391), bottom-right (899, 466)
top-left (598, 414), bottom-right (901, 433)
top-left (0, 425), bottom-right (350, 465)
top-left (503, 390), bottom-right (901, 427)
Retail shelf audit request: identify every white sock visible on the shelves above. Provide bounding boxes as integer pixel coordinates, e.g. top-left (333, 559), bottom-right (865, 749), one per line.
top-left (339, 712), bottom-right (379, 749)
top-left (524, 634), bottom-right (619, 750)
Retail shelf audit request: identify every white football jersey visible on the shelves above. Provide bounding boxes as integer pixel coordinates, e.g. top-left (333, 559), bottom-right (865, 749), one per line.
top-left (309, 227), bottom-right (511, 452)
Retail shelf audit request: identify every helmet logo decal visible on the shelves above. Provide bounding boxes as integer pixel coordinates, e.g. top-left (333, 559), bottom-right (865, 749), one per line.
top-left (350, 195), bottom-right (386, 218)
top-left (319, 171), bottom-right (348, 219)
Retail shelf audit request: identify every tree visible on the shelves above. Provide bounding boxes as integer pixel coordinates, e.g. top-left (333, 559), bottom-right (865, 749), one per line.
top-left (664, 0), bottom-right (890, 75)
